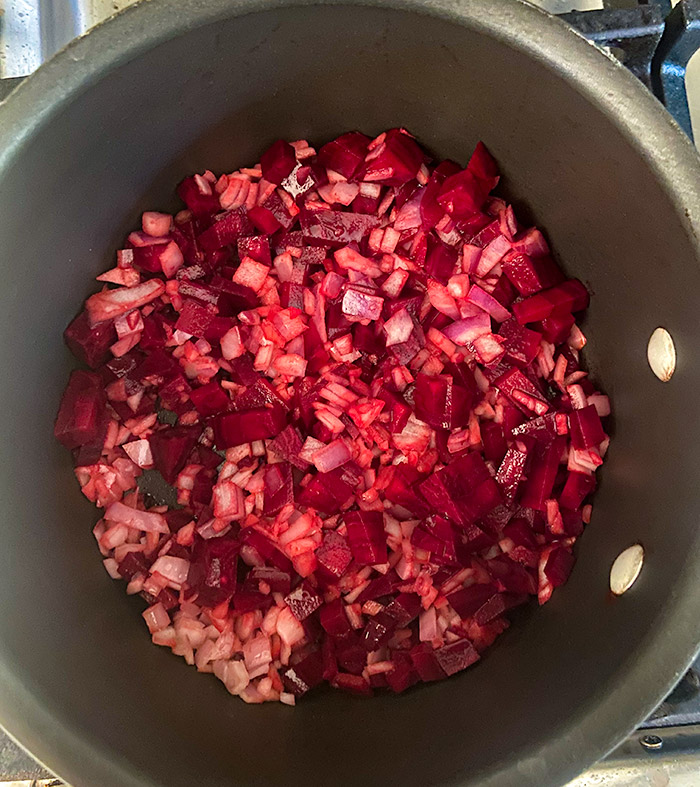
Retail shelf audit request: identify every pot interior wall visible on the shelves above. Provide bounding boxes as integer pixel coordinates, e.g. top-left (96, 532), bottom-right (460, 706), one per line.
top-left (0, 5), bottom-right (699, 787)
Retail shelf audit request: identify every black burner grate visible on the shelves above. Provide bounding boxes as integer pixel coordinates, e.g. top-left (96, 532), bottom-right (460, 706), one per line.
top-left (559, 0), bottom-right (700, 138)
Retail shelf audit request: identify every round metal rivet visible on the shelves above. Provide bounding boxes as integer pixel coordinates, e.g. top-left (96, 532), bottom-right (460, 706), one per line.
top-left (647, 327), bottom-right (676, 381)
top-left (610, 544), bottom-right (644, 595)
top-left (640, 734), bottom-right (663, 751)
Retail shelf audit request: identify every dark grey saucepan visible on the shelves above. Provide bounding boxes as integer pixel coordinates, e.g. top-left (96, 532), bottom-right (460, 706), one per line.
top-left (1, 0), bottom-right (700, 785)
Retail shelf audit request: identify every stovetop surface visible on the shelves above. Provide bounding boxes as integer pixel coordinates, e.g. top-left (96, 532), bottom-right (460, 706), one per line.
top-left (1, 0), bottom-right (700, 784)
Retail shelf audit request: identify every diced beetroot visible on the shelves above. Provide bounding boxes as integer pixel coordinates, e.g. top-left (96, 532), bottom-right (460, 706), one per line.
top-left (376, 388), bottom-right (412, 434)
top-left (186, 536), bottom-right (239, 607)
top-left (117, 551), bottom-right (151, 580)
top-left (473, 592), bottom-right (527, 625)
top-left (240, 527), bottom-right (293, 574)
top-left (386, 592), bottom-right (422, 627)
top-left (209, 277), bottom-right (259, 314)
top-left (64, 311), bottom-right (117, 369)
top-left (384, 465), bottom-right (431, 517)
top-left (490, 274), bottom-right (518, 310)
top-left (499, 318), bottom-right (541, 366)
top-left (360, 129), bottom-right (424, 186)
top-left (511, 412), bottom-right (561, 444)
top-left (321, 636), bottom-right (338, 682)
top-left (296, 467), bottom-right (354, 514)
top-left (133, 348), bottom-right (178, 383)
top-left (560, 508), bottom-right (584, 538)
top-left (410, 643), bottom-right (446, 682)
top-left (511, 293), bottom-right (552, 325)
top-left (386, 653), bottom-right (420, 693)
top-left (260, 140), bottom-right (297, 185)
top-left (544, 546), bottom-right (575, 587)
top-left (198, 209), bottom-right (254, 253)
top-left (54, 370), bottom-right (108, 450)
top-left (237, 236), bottom-right (272, 266)
top-left (191, 470), bottom-right (215, 508)
top-left (175, 299), bottom-right (216, 338)
top-left (203, 314), bottom-right (235, 343)
top-left (316, 531), bottom-right (353, 581)
top-left (226, 354), bottom-right (259, 386)
top-left (448, 583), bottom-right (499, 619)
top-left (411, 515), bottom-right (457, 565)
top-left (149, 425), bottom-right (202, 484)
top-left (260, 191), bottom-right (295, 230)
top-left (495, 447), bottom-right (529, 504)
top-left (502, 252), bottom-right (564, 295)
top-left (232, 377), bottom-right (289, 413)
top-left (233, 590), bottom-right (274, 614)
top-left (544, 279), bottom-right (590, 315)
top-left (510, 227), bottom-right (550, 258)
top-left (139, 313), bottom-right (168, 351)
top-left (487, 555), bottom-right (537, 595)
top-left (283, 650), bottom-right (325, 696)
top-left (344, 511), bottom-right (386, 566)
top-left (362, 610), bottom-right (397, 651)
top-left (171, 222), bottom-right (204, 266)
top-left (248, 205), bottom-right (282, 235)
top-left (332, 673), bottom-right (373, 697)
top-left (320, 598), bottom-right (351, 636)
top-left (465, 217), bottom-right (501, 247)
top-left (245, 566), bottom-right (291, 595)
top-left (520, 436), bottom-right (566, 511)
top-left (334, 632), bottom-right (367, 675)
top-left (263, 462), bottom-right (293, 515)
top-left (317, 131), bottom-right (371, 179)
top-left (456, 523), bottom-right (497, 560)
top-left (467, 141), bottom-right (499, 185)
top-left (560, 471), bottom-right (596, 510)
top-left (356, 572), bottom-right (396, 604)
top-left (127, 242), bottom-right (174, 274)
top-left (481, 421), bottom-right (508, 463)
top-left (285, 582), bottom-right (322, 621)
top-left (414, 373), bottom-right (473, 430)
top-left (425, 237), bottom-right (458, 283)
top-left (504, 518), bottom-right (538, 549)
top-left (437, 166), bottom-right (491, 220)
top-left (189, 381), bottom-right (230, 416)
top-left (513, 279), bottom-right (590, 324)
top-left (354, 323), bottom-right (384, 355)
top-left (269, 425), bottom-right (308, 470)
top-left (420, 452), bottom-right (501, 526)
top-left (434, 639), bottom-right (480, 676)
top-left (537, 313), bottom-right (576, 344)
top-left (569, 404), bottom-right (606, 450)
top-left (420, 160), bottom-right (461, 228)
top-left (177, 176), bottom-right (220, 215)
top-left (156, 375), bottom-right (192, 413)
top-left (212, 406), bottom-right (287, 448)
top-left (494, 367), bottom-right (549, 415)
